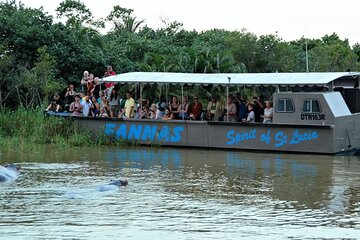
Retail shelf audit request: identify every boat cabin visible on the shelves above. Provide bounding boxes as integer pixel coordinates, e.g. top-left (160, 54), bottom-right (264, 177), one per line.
top-left (272, 91), bottom-right (351, 126)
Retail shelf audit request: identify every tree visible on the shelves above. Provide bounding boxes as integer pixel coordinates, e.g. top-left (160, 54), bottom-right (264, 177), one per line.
top-left (226, 30), bottom-right (258, 72)
top-left (0, 1), bottom-right (53, 68)
top-left (0, 44), bottom-right (16, 109)
top-left (107, 6), bottom-right (144, 32)
top-left (56, 0), bottom-right (104, 28)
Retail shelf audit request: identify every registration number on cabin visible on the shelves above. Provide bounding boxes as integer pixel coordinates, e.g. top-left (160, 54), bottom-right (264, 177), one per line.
top-left (300, 113), bottom-right (325, 120)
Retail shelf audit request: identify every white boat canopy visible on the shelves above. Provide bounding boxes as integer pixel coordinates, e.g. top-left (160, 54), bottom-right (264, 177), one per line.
top-left (102, 72), bottom-right (360, 87)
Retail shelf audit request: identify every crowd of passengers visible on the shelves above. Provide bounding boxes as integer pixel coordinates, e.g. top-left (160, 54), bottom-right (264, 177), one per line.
top-left (45, 66), bottom-right (274, 123)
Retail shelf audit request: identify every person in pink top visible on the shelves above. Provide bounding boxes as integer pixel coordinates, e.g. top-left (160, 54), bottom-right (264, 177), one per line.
top-left (69, 95), bottom-right (83, 116)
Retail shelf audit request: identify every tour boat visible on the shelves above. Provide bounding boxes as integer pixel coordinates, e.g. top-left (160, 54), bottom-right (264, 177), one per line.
top-left (55, 72), bottom-right (360, 155)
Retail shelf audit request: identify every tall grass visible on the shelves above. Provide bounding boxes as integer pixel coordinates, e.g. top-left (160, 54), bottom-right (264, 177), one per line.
top-left (0, 108), bottom-right (90, 149)
top-left (0, 108), bottom-right (149, 150)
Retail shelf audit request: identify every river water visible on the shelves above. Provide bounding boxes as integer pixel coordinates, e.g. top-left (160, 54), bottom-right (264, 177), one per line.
top-left (0, 146), bottom-right (359, 240)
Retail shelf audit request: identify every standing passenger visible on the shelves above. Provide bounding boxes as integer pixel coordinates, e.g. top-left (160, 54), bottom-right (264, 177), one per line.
top-left (81, 96), bottom-right (93, 117)
top-left (263, 101), bottom-right (273, 123)
top-left (224, 96), bottom-right (237, 122)
top-left (124, 91), bottom-right (135, 118)
top-left (178, 95), bottom-right (190, 120)
top-left (206, 96), bottom-right (222, 121)
top-left (104, 65), bottom-right (116, 96)
top-left (188, 96), bottom-right (203, 120)
top-left (109, 88), bottom-right (120, 118)
top-left (80, 71), bottom-right (90, 92)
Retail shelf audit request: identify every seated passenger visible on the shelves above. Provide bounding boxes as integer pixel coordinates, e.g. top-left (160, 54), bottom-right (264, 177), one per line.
top-left (91, 96), bottom-right (100, 117)
top-left (149, 103), bottom-right (157, 119)
top-left (45, 93), bottom-right (64, 112)
top-left (156, 96), bottom-right (167, 119)
top-left (100, 97), bottom-right (110, 117)
top-left (162, 108), bottom-right (174, 120)
top-left (263, 101), bottom-right (273, 123)
top-left (97, 90), bottom-right (104, 104)
top-left (243, 103), bottom-right (255, 123)
top-left (139, 105), bottom-right (150, 119)
top-left (188, 96), bottom-right (203, 120)
top-left (79, 92), bottom-right (85, 104)
top-left (69, 95), bottom-right (83, 116)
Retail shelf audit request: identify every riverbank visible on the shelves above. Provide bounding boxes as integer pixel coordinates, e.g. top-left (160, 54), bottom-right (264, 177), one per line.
top-left (0, 108), bottom-right (134, 150)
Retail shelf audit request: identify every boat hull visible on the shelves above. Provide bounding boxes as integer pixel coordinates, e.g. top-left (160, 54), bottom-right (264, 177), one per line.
top-left (73, 117), bottom-right (352, 154)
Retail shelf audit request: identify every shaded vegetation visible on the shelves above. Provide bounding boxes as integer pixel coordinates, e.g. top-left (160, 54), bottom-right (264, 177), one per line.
top-left (0, 0), bottom-right (358, 110)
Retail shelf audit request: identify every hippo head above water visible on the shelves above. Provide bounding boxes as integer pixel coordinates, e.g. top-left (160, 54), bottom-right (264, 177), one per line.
top-left (109, 179), bottom-right (128, 187)
top-left (5, 164), bottom-right (21, 172)
top-left (0, 164), bottom-right (21, 182)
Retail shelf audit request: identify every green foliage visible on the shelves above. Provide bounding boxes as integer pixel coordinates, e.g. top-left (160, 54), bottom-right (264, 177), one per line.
top-left (56, 0), bottom-right (102, 28)
top-left (0, 1), bottom-right (53, 67)
top-left (0, 0), bottom-right (359, 111)
top-left (107, 5), bottom-right (144, 32)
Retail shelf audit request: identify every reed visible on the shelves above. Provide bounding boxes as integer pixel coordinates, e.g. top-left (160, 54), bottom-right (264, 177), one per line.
top-left (0, 108), bottom-right (92, 149)
top-left (0, 108), bottom-right (145, 149)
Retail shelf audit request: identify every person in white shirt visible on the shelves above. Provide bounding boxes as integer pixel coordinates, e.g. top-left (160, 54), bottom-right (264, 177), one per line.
top-left (263, 101), bottom-right (273, 123)
top-left (243, 103), bottom-right (255, 123)
top-left (81, 96), bottom-right (93, 117)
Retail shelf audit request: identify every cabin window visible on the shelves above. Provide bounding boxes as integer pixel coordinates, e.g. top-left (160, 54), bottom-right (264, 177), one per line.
top-left (276, 99), bottom-right (294, 112)
top-left (302, 99), bottom-right (321, 113)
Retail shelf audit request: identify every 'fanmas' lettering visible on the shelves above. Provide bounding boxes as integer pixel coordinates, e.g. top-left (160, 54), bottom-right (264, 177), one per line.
top-left (104, 123), bottom-right (183, 143)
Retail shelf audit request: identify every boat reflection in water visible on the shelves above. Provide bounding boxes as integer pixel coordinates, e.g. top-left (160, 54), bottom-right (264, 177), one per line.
top-left (103, 147), bottom-right (359, 213)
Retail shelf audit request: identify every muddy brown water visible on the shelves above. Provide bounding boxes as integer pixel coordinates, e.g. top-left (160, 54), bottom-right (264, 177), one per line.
top-left (0, 146), bottom-right (359, 239)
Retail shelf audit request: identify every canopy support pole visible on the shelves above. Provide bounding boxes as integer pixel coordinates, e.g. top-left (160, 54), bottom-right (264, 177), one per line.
top-left (166, 85), bottom-right (169, 104)
top-left (227, 77), bottom-right (230, 122)
top-left (140, 83), bottom-right (143, 110)
top-left (181, 84), bottom-right (184, 121)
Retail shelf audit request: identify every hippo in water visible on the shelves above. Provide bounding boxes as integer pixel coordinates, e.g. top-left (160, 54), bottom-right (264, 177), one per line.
top-left (0, 164), bottom-right (21, 182)
top-left (97, 179), bottom-right (128, 192)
